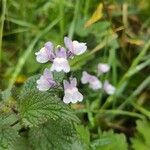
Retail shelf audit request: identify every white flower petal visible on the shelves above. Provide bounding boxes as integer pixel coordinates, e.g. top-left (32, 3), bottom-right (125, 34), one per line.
top-left (63, 87), bottom-right (83, 104)
top-left (89, 79), bottom-right (102, 90)
top-left (81, 71), bottom-right (89, 84)
top-left (51, 58), bottom-right (70, 73)
top-left (103, 81), bottom-right (116, 95)
top-left (35, 47), bottom-right (49, 63)
top-left (63, 93), bottom-right (71, 104)
top-left (98, 63), bottom-right (110, 74)
top-left (72, 41), bottom-right (87, 55)
top-left (36, 76), bottom-right (50, 91)
top-left (73, 91), bottom-right (83, 102)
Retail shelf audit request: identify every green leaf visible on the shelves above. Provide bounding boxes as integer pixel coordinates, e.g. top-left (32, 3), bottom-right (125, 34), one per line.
top-left (131, 119), bottom-right (150, 150)
top-left (53, 71), bottom-right (65, 83)
top-left (0, 114), bottom-right (18, 126)
top-left (19, 89), bottom-right (79, 127)
top-left (21, 75), bottom-right (40, 94)
top-left (91, 130), bottom-right (128, 150)
top-left (29, 119), bottom-right (78, 150)
top-left (76, 125), bottom-right (90, 146)
top-left (0, 114), bottom-right (20, 149)
top-left (0, 88), bottom-right (11, 101)
top-left (13, 137), bottom-right (31, 150)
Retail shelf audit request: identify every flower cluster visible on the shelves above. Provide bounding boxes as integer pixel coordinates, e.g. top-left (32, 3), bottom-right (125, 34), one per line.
top-left (81, 63), bottom-right (115, 95)
top-left (35, 37), bottom-right (87, 104)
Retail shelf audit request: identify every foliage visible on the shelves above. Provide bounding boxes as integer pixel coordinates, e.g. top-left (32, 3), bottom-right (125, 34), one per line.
top-left (0, 76), bottom-right (79, 149)
top-left (1, 0), bottom-right (150, 149)
top-left (131, 120), bottom-right (150, 150)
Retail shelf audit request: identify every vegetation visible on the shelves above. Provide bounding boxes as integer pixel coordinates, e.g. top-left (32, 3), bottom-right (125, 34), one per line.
top-left (0, 0), bottom-right (150, 149)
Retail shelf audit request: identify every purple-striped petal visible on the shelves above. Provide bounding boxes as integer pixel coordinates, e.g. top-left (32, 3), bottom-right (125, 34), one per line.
top-left (72, 41), bottom-right (87, 55)
top-left (55, 47), bottom-right (67, 58)
top-left (63, 78), bottom-right (83, 104)
top-left (36, 68), bottom-right (56, 91)
top-left (64, 37), bottom-right (87, 56)
top-left (51, 57), bottom-right (70, 73)
top-left (35, 42), bottom-right (54, 63)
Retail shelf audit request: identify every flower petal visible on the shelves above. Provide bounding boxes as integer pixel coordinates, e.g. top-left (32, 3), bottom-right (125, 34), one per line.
top-left (98, 63), bottom-right (110, 74)
top-left (56, 47), bottom-right (67, 58)
top-left (36, 68), bottom-right (56, 91)
top-left (73, 91), bottom-right (83, 102)
top-left (64, 37), bottom-right (73, 52)
top-left (103, 80), bottom-right (115, 95)
top-left (70, 78), bottom-right (77, 87)
top-left (35, 47), bottom-right (50, 63)
top-left (35, 42), bottom-right (55, 63)
top-left (89, 78), bottom-right (102, 90)
top-left (63, 93), bottom-right (71, 104)
top-left (51, 58), bottom-right (70, 73)
top-left (81, 71), bottom-right (90, 84)
top-left (63, 80), bottom-right (70, 90)
top-left (36, 76), bottom-right (51, 91)
top-left (72, 41), bottom-right (87, 55)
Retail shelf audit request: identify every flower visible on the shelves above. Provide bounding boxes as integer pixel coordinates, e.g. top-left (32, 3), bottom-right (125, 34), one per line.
top-left (103, 80), bottom-right (115, 95)
top-left (63, 78), bottom-right (83, 104)
top-left (98, 63), bottom-right (110, 74)
top-left (50, 47), bottom-right (70, 73)
top-left (36, 68), bottom-right (56, 91)
top-left (64, 37), bottom-right (87, 56)
top-left (81, 71), bottom-right (102, 90)
top-left (35, 42), bottom-right (55, 63)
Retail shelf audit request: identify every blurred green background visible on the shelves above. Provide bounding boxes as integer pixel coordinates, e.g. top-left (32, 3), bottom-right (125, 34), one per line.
top-left (0, 0), bottom-right (150, 149)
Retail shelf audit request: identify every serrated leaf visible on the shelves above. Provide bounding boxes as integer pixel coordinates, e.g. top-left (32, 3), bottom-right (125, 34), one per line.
top-left (29, 119), bottom-right (78, 150)
top-left (1, 88), bottom-right (11, 101)
top-left (131, 120), bottom-right (150, 150)
top-left (20, 90), bottom-right (79, 127)
top-left (0, 127), bottom-right (20, 149)
top-left (0, 114), bottom-right (20, 149)
top-left (11, 86), bottom-right (21, 102)
top-left (0, 114), bottom-right (18, 126)
top-left (13, 137), bottom-right (31, 150)
top-left (21, 75), bottom-right (40, 94)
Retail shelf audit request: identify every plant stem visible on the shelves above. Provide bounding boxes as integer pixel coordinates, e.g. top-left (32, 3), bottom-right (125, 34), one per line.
top-left (0, 0), bottom-right (7, 66)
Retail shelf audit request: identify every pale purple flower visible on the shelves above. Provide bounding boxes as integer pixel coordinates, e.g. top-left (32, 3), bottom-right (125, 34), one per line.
top-left (81, 71), bottom-right (102, 90)
top-left (103, 80), bottom-right (115, 95)
top-left (50, 47), bottom-right (70, 73)
top-left (64, 37), bottom-right (87, 56)
top-left (37, 68), bottom-right (56, 91)
top-left (98, 63), bottom-right (110, 74)
top-left (63, 78), bottom-right (83, 104)
top-left (35, 42), bottom-right (55, 63)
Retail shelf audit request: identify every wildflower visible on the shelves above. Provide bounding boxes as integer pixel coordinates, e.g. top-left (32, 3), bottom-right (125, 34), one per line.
top-left (37, 68), bottom-right (56, 91)
top-left (50, 47), bottom-right (70, 73)
top-left (81, 71), bottom-right (102, 90)
top-left (64, 37), bottom-right (87, 56)
top-left (35, 42), bottom-right (54, 63)
top-left (63, 78), bottom-right (83, 104)
top-left (98, 63), bottom-right (110, 74)
top-left (103, 80), bottom-right (115, 95)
